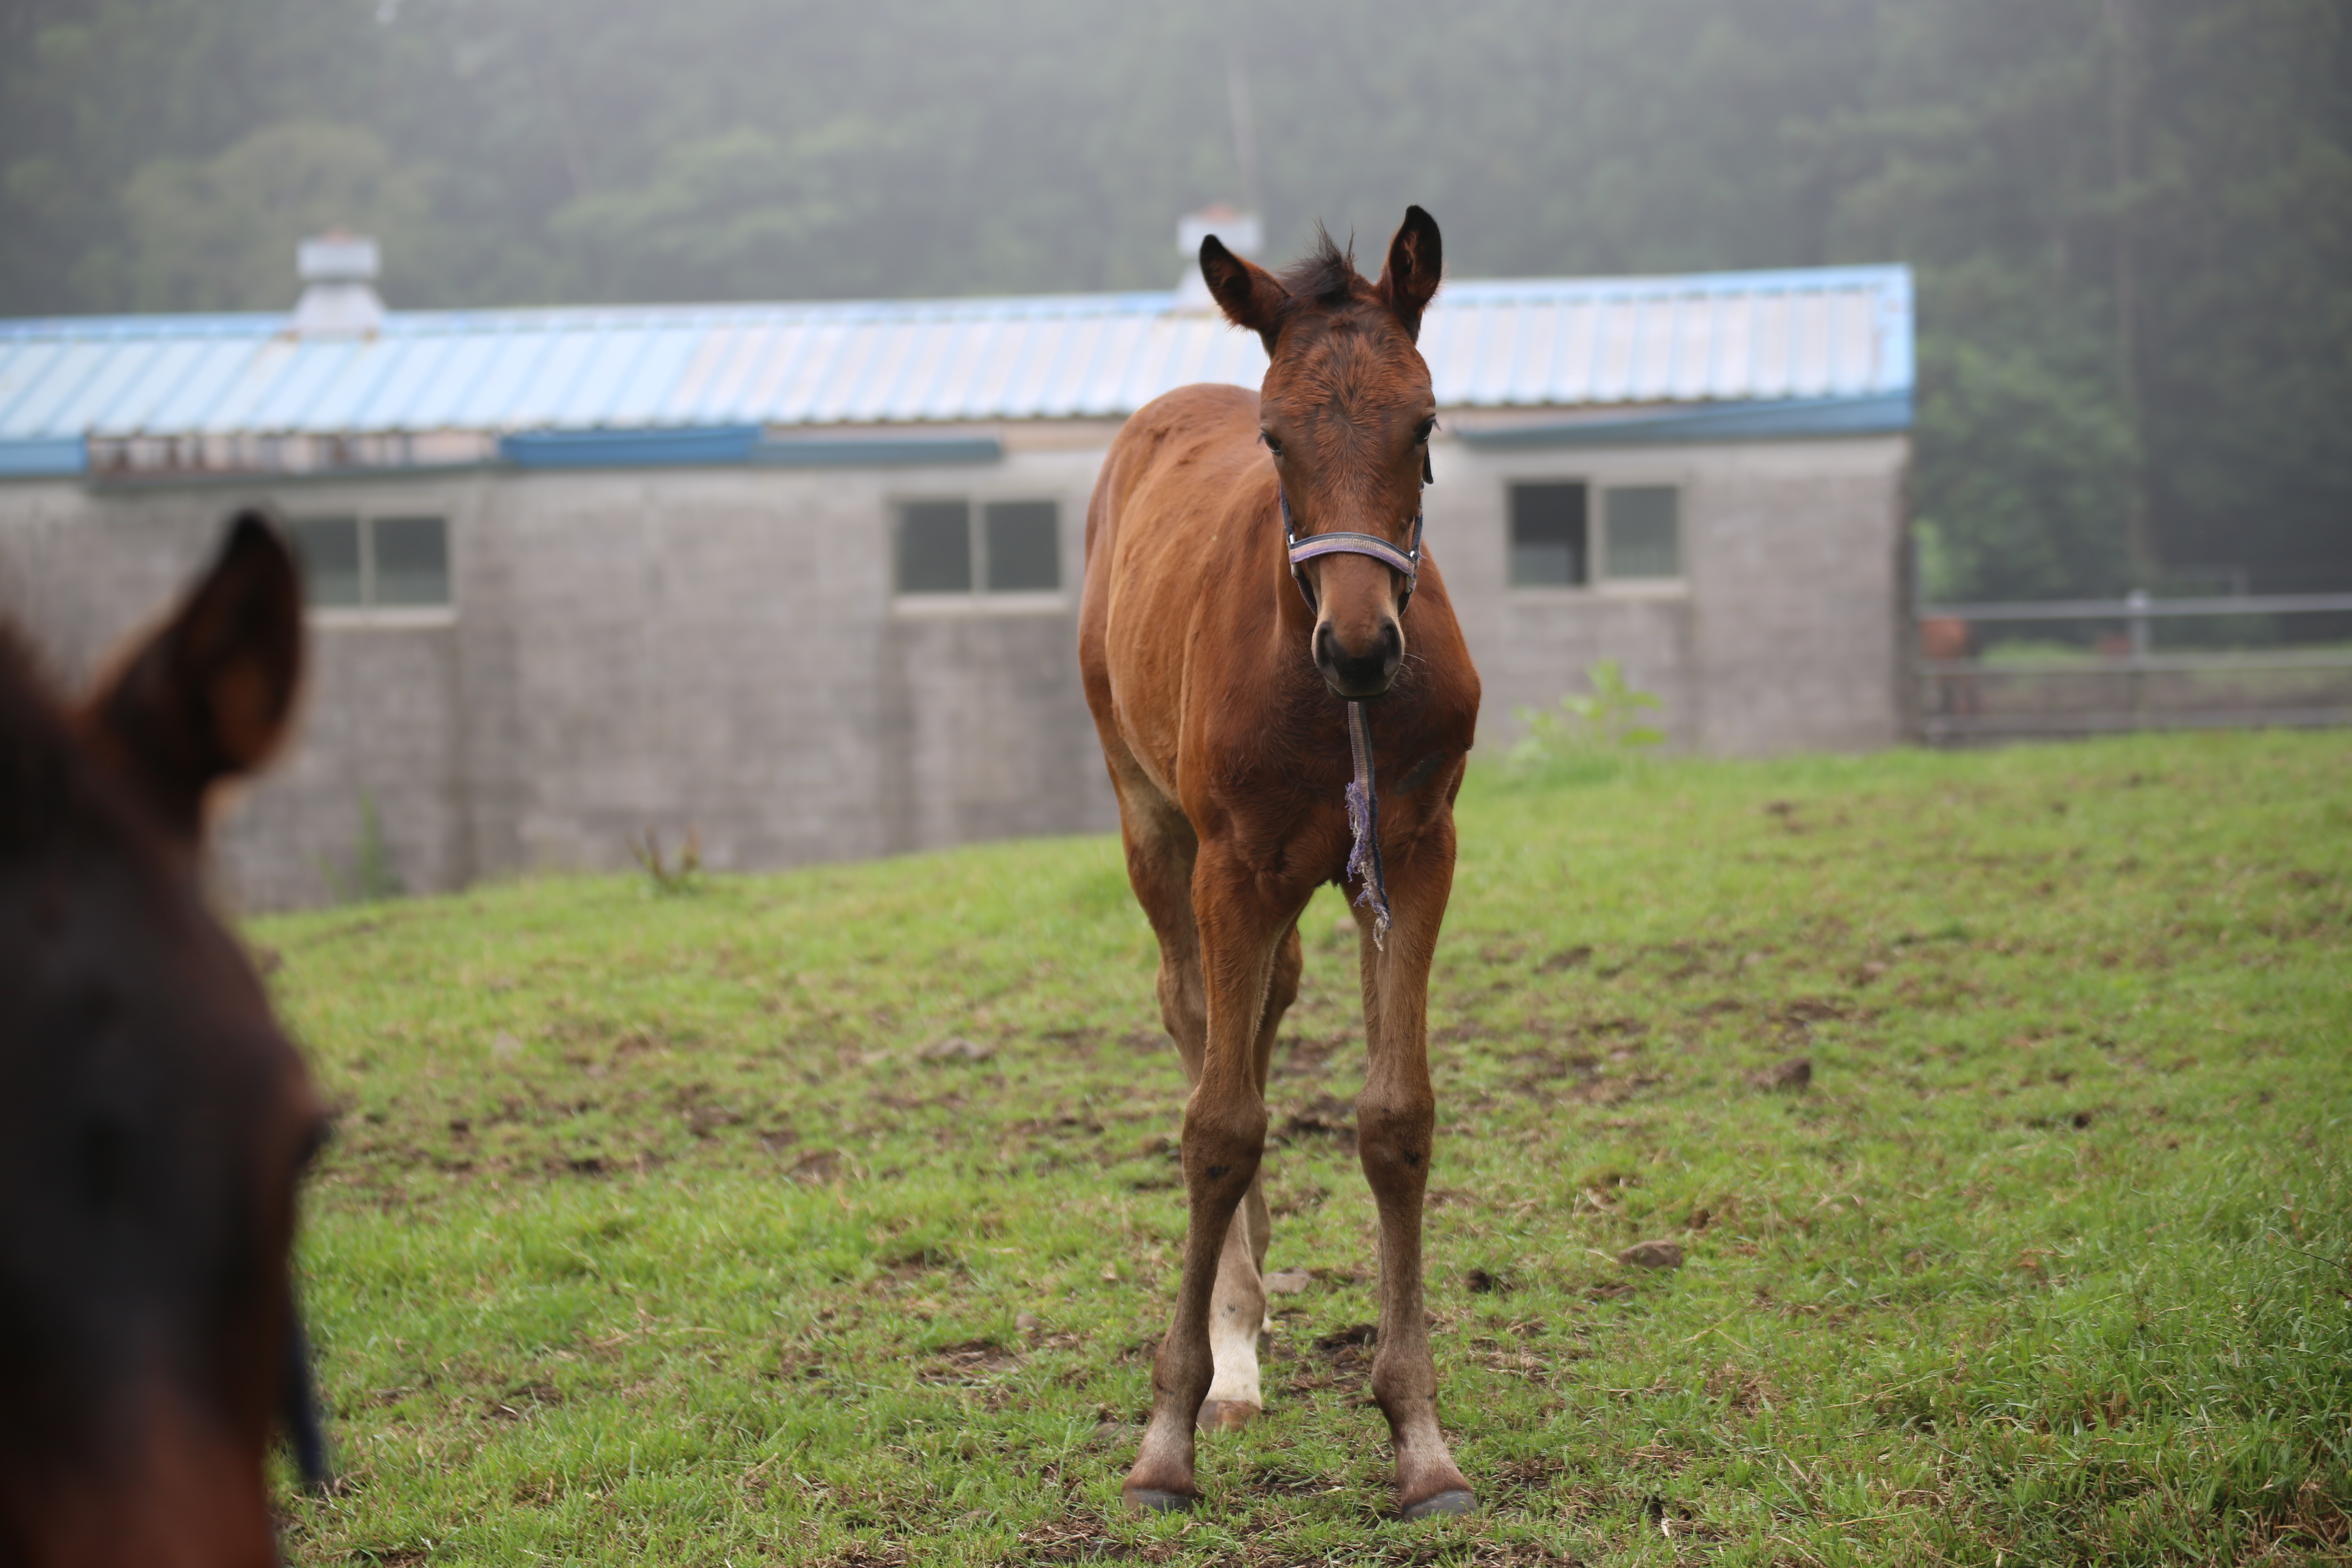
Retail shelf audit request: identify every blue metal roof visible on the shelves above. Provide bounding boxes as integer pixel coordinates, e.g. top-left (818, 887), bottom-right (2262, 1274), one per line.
top-left (0, 266), bottom-right (1911, 453)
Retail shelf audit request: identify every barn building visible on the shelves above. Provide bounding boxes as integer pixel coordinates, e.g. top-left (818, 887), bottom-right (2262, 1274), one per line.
top-left (0, 237), bottom-right (1914, 909)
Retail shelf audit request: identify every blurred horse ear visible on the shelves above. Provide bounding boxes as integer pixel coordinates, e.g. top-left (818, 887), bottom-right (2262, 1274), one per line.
top-left (1201, 235), bottom-right (1290, 354)
top-left (1376, 205), bottom-right (1443, 341)
top-left (82, 509), bottom-right (305, 841)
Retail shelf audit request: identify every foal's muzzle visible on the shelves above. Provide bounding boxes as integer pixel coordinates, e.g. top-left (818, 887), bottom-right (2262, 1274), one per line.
top-left (1315, 617), bottom-right (1403, 699)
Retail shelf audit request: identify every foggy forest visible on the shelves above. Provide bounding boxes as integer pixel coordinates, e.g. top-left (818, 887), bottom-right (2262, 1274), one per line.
top-left (2, 0), bottom-right (2345, 603)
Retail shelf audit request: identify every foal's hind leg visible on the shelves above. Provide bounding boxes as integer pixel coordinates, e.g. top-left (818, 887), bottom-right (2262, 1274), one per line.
top-left (1119, 796), bottom-right (1293, 1435)
top-left (1122, 842), bottom-right (1295, 1512)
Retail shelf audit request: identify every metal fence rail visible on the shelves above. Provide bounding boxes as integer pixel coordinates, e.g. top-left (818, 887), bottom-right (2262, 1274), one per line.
top-left (1915, 592), bottom-right (2352, 743)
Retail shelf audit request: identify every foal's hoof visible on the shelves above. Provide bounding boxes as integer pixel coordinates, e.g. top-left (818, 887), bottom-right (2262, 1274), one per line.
top-left (1401, 1488), bottom-right (1477, 1521)
top-left (1195, 1398), bottom-right (1258, 1433)
top-left (1123, 1486), bottom-right (1200, 1514)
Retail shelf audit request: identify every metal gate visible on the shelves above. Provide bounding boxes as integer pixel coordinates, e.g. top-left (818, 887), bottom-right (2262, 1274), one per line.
top-left (1915, 592), bottom-right (2352, 744)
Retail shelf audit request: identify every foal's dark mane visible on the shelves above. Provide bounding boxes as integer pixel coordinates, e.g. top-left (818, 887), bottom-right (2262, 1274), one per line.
top-left (1280, 224), bottom-right (1370, 308)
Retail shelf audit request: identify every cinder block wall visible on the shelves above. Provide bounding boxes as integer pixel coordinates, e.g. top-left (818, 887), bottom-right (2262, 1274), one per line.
top-left (0, 425), bottom-right (1906, 912)
top-left (1434, 432), bottom-right (1909, 755)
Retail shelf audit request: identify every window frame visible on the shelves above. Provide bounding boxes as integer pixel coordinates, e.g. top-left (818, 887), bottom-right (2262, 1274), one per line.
top-left (1505, 479), bottom-right (1592, 591)
top-left (1501, 471), bottom-right (1690, 596)
top-left (889, 492), bottom-right (1069, 615)
top-left (288, 508), bottom-right (457, 628)
top-left (1595, 481), bottom-right (1687, 587)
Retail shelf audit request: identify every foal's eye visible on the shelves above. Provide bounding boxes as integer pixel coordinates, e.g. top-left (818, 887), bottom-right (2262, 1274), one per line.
top-left (1261, 432), bottom-right (1283, 459)
top-left (1414, 417), bottom-right (1437, 444)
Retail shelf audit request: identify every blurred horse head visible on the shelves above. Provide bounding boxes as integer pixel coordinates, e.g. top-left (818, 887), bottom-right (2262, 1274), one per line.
top-left (0, 511), bottom-right (327, 1566)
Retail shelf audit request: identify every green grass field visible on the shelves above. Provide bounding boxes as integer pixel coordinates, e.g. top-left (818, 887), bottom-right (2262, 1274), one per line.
top-left (255, 733), bottom-right (2352, 1566)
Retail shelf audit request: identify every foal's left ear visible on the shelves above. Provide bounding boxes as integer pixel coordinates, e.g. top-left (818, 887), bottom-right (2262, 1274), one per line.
top-left (1376, 205), bottom-right (1443, 341)
top-left (82, 509), bottom-right (305, 842)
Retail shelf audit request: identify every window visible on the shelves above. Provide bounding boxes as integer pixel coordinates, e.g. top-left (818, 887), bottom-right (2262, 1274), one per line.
top-left (1602, 486), bottom-right (1681, 579)
top-left (894, 499), bottom-right (1062, 597)
top-left (1510, 483), bottom-right (1588, 587)
top-left (1508, 482), bottom-right (1685, 588)
top-left (896, 501), bottom-right (972, 593)
top-left (289, 515), bottom-right (450, 610)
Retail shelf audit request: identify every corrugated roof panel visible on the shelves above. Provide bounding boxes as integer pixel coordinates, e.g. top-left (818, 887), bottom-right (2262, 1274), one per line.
top-left (760, 320), bottom-right (845, 425)
top-left (1790, 291), bottom-right (1833, 398)
top-left (199, 339), bottom-right (304, 434)
top-left (927, 316), bottom-right (1003, 421)
top-left (350, 333), bottom-right (458, 430)
top-left (0, 265), bottom-right (1913, 445)
top-left (0, 339), bottom-right (70, 429)
top-left (1501, 298), bottom-right (1556, 406)
top-left (1832, 290), bottom-right (1876, 395)
top-left (817, 319), bottom-right (897, 423)
top-left (38, 338), bottom-right (166, 436)
top-left (891, 316), bottom-right (962, 422)
top-left (704, 322), bottom-right (781, 422)
top-left (137, 340), bottom-right (261, 434)
top-left (297, 342), bottom-right (387, 432)
top-left (1107, 316), bottom-right (1178, 411)
top-left (713, 321), bottom-right (787, 423)
top-left (600, 325), bottom-right (703, 426)
top-left (871, 318), bottom-right (942, 423)
top-left (1706, 293), bottom-right (1754, 401)
top-left (429, 327), bottom-right (538, 430)
top-left (999, 314), bottom-right (1071, 419)
top-left (1592, 298), bottom-right (1637, 403)
top-left (0, 340), bottom-right (45, 427)
top-left (1751, 292), bottom-right (1794, 400)
top-left (1638, 296), bottom-right (1686, 402)
top-left (1669, 294), bottom-right (1714, 402)
top-left (1074, 312), bottom-right (1147, 418)
top-left (96, 337), bottom-right (212, 432)
top-left (1548, 299), bottom-right (1598, 404)
top-left (550, 324), bottom-right (656, 426)
top-left (503, 329), bottom-right (604, 428)
top-left (9, 341), bottom-right (119, 437)
top-left (1042, 312), bottom-right (1109, 419)
top-left (666, 323), bottom-right (737, 419)
top-left (245, 338), bottom-right (361, 432)
top-left (1422, 301), bottom-right (1477, 409)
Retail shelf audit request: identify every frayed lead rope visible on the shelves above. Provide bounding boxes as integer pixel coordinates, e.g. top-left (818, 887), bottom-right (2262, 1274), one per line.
top-left (1344, 700), bottom-right (1391, 949)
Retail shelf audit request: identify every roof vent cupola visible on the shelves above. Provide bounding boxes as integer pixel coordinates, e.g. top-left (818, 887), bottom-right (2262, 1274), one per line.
top-left (291, 231), bottom-right (385, 337)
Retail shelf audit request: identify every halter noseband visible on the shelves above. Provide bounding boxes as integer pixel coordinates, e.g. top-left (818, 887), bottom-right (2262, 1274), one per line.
top-left (1279, 486), bottom-right (1425, 617)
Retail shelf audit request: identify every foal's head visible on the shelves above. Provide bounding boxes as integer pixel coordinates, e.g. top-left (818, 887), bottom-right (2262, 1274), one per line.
top-left (0, 513), bottom-right (324, 1565)
top-left (1202, 206), bottom-right (1443, 699)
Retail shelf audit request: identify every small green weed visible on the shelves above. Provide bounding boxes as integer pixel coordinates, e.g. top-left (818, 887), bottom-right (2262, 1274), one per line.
top-left (1507, 660), bottom-right (1665, 782)
top-left (313, 790), bottom-right (404, 904)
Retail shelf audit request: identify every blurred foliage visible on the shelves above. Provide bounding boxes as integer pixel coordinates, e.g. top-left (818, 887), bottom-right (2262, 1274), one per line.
top-left (0, 0), bottom-right (2345, 596)
top-left (1507, 659), bottom-right (1666, 781)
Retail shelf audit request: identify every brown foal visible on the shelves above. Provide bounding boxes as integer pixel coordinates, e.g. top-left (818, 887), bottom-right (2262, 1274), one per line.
top-left (1078, 207), bottom-right (1481, 1519)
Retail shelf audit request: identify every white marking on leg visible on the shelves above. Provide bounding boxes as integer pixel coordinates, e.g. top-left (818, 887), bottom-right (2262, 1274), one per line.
top-left (1204, 1292), bottom-right (1263, 1410)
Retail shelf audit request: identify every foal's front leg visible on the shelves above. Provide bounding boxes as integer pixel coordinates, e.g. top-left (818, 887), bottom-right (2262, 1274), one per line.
top-left (1356, 833), bottom-right (1477, 1518)
top-left (1124, 853), bottom-right (1288, 1512)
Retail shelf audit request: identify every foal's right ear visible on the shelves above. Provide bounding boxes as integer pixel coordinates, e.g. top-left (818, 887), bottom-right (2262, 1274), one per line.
top-left (1201, 235), bottom-right (1290, 354)
top-left (82, 510), bottom-right (305, 842)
